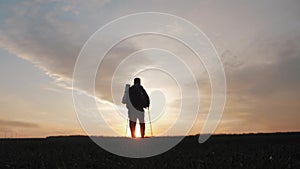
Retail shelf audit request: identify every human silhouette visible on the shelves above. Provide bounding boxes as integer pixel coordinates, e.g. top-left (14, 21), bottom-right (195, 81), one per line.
top-left (122, 78), bottom-right (150, 138)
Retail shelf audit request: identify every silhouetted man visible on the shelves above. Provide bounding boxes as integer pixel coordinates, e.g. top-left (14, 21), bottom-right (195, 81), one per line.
top-left (122, 78), bottom-right (150, 138)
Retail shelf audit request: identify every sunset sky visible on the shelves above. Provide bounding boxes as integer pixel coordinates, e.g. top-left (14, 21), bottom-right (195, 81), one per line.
top-left (1, 0), bottom-right (300, 138)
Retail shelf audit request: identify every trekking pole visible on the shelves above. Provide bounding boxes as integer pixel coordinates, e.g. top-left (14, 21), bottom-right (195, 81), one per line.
top-left (125, 118), bottom-right (128, 137)
top-left (147, 107), bottom-right (153, 137)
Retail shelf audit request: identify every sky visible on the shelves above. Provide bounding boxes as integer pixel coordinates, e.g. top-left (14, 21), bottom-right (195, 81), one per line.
top-left (0, 0), bottom-right (300, 138)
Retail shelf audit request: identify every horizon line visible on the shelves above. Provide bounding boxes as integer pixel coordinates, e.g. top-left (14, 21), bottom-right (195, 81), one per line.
top-left (1, 131), bottom-right (299, 139)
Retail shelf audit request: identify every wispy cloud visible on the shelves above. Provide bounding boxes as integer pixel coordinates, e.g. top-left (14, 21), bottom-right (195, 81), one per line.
top-left (0, 0), bottom-right (300, 135)
top-left (0, 119), bottom-right (39, 128)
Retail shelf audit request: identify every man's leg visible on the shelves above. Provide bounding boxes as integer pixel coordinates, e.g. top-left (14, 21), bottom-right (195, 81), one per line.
top-left (129, 120), bottom-right (136, 138)
top-left (140, 123), bottom-right (145, 138)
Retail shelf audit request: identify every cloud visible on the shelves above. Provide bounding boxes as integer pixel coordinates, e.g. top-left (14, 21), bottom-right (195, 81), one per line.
top-left (1, 0), bottom-right (300, 135)
top-left (0, 1), bottom-right (136, 102)
top-left (217, 31), bottom-right (300, 133)
top-left (1, 0), bottom-right (299, 96)
top-left (0, 119), bottom-right (39, 128)
top-left (0, 0), bottom-right (116, 83)
top-left (227, 33), bottom-right (300, 96)
top-left (0, 1), bottom-right (78, 81)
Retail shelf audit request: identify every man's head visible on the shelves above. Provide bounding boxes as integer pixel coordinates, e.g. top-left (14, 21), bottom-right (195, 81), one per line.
top-left (134, 78), bottom-right (141, 85)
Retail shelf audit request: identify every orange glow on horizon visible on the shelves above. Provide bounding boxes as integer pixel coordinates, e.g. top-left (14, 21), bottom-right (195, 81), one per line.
top-left (135, 123), bottom-right (141, 138)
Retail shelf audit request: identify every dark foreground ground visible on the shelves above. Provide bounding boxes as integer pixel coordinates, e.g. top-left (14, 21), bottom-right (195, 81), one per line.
top-left (0, 132), bottom-right (299, 169)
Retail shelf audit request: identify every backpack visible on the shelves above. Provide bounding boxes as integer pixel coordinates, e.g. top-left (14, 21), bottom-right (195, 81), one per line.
top-left (140, 88), bottom-right (150, 108)
top-left (129, 85), bottom-right (150, 110)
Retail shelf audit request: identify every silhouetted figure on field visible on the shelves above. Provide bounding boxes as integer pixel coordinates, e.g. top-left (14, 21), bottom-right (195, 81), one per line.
top-left (122, 78), bottom-right (150, 138)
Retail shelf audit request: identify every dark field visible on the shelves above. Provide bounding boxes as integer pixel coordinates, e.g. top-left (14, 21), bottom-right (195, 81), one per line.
top-left (0, 132), bottom-right (299, 169)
